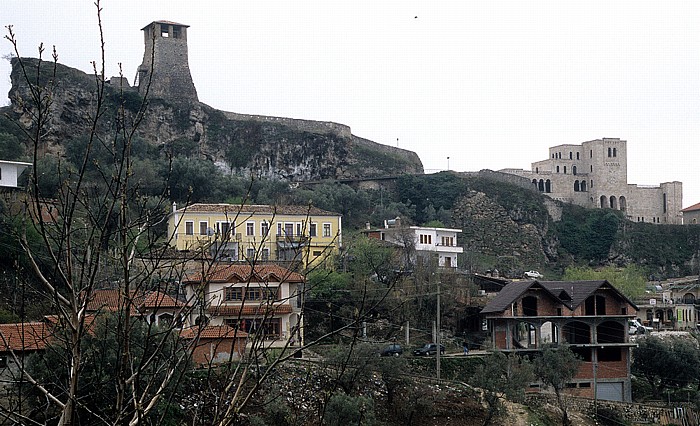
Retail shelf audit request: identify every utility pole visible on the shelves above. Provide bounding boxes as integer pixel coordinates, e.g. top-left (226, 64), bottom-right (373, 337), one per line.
top-left (436, 280), bottom-right (441, 380)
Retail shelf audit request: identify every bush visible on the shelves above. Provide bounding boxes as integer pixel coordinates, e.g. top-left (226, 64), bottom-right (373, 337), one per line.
top-left (323, 393), bottom-right (376, 426)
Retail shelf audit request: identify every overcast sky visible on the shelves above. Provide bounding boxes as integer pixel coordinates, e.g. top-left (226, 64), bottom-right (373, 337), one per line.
top-left (3, 1), bottom-right (700, 206)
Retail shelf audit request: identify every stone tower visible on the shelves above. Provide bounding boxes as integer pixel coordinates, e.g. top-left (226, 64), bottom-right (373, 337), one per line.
top-left (135, 21), bottom-right (198, 102)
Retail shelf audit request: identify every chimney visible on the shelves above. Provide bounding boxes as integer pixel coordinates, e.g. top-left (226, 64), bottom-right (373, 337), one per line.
top-left (172, 202), bottom-right (177, 213)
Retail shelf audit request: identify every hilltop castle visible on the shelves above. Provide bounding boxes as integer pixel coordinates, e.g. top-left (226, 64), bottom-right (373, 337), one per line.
top-left (501, 138), bottom-right (682, 224)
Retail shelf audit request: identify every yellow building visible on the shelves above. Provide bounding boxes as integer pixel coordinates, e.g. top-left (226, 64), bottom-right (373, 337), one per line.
top-left (168, 203), bottom-right (342, 268)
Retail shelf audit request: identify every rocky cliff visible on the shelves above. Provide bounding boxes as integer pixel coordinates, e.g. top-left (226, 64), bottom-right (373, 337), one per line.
top-left (3, 57), bottom-right (423, 181)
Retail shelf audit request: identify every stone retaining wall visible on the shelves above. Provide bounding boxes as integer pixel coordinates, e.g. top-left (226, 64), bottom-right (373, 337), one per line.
top-left (526, 394), bottom-right (700, 425)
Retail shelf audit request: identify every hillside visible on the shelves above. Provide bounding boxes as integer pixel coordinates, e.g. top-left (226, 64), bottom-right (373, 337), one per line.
top-left (1, 57), bottom-right (423, 181)
top-left (2, 58), bottom-right (699, 279)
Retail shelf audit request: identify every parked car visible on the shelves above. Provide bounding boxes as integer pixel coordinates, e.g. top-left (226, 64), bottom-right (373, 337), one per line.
top-left (628, 319), bottom-right (652, 335)
top-left (412, 343), bottom-right (445, 356)
top-left (524, 270), bottom-right (543, 279)
top-left (380, 344), bottom-right (403, 357)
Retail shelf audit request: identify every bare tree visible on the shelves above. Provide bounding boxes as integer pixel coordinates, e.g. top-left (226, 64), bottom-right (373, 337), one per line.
top-left (2, 5), bottom-right (399, 425)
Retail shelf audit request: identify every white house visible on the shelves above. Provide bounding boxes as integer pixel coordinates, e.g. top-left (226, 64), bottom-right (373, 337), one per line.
top-left (364, 217), bottom-right (463, 268)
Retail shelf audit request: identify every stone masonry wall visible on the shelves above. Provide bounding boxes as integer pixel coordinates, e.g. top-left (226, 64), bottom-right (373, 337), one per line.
top-left (526, 394), bottom-right (700, 425)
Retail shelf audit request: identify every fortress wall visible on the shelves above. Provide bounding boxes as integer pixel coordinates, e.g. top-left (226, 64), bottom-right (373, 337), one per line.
top-left (222, 111), bottom-right (352, 138)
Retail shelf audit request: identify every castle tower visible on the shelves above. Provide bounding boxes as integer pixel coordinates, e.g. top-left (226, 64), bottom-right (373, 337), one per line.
top-left (136, 21), bottom-right (198, 102)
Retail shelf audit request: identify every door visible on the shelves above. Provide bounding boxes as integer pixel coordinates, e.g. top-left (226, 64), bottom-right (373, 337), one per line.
top-left (596, 382), bottom-right (624, 401)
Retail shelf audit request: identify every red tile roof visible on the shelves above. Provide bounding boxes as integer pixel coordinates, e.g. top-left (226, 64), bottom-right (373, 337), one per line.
top-left (184, 264), bottom-right (304, 284)
top-left (87, 289), bottom-right (187, 313)
top-left (0, 322), bottom-right (51, 352)
top-left (174, 203), bottom-right (340, 217)
top-left (180, 325), bottom-right (248, 340)
top-left (207, 304), bottom-right (293, 316)
top-left (681, 202), bottom-right (700, 212)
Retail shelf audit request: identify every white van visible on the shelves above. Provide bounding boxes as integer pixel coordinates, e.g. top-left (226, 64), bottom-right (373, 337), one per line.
top-left (629, 319), bottom-right (652, 335)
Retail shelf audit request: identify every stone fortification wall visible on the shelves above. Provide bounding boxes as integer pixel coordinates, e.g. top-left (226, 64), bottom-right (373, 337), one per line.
top-left (469, 169), bottom-right (539, 192)
top-left (222, 111), bottom-right (352, 138)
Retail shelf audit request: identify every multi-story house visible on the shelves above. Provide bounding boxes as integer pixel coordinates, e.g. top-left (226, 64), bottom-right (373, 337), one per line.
top-left (168, 203), bottom-right (342, 268)
top-left (182, 264), bottom-right (304, 348)
top-left (500, 138), bottom-right (683, 224)
top-left (363, 217), bottom-right (463, 268)
top-left (481, 279), bottom-right (637, 402)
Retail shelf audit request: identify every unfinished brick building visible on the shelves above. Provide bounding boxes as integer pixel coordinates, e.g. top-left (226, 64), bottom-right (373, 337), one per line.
top-left (481, 280), bottom-right (637, 402)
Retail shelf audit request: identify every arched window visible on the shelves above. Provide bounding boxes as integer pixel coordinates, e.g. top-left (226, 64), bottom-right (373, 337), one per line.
top-left (585, 295), bottom-right (606, 315)
top-left (613, 147), bottom-right (617, 157)
top-left (538, 179), bottom-right (544, 192)
top-left (572, 165), bottom-right (577, 175)
top-left (556, 166), bottom-right (560, 173)
top-left (608, 147), bottom-right (612, 157)
top-left (563, 166), bottom-right (567, 174)
top-left (563, 321), bottom-right (591, 344)
top-left (597, 321), bottom-right (624, 344)
top-left (576, 152), bottom-right (580, 160)
top-left (532, 179), bottom-right (538, 189)
top-left (683, 293), bottom-right (696, 304)
top-left (619, 196), bottom-right (626, 212)
top-left (545, 179), bottom-right (551, 193)
top-left (600, 196), bottom-right (608, 208)
top-left (574, 181), bottom-right (580, 192)
top-left (535, 167), bottom-right (539, 173)
top-left (569, 152), bottom-right (572, 159)
top-left (610, 196), bottom-right (617, 210)
top-left (581, 180), bottom-right (587, 191)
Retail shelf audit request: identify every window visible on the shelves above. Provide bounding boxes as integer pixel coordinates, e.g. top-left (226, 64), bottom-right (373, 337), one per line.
top-left (262, 248), bottom-right (270, 260)
top-left (590, 149), bottom-right (593, 158)
top-left (569, 152), bottom-right (572, 159)
top-left (246, 222), bottom-right (255, 236)
top-left (323, 223), bottom-right (332, 237)
top-left (277, 223), bottom-right (282, 236)
top-left (613, 147), bottom-right (617, 157)
top-left (264, 287), bottom-right (278, 300)
top-left (296, 223), bottom-right (302, 236)
top-left (608, 147), bottom-right (612, 157)
top-left (309, 223), bottom-right (317, 237)
top-left (441, 236), bottom-right (454, 246)
top-left (572, 165), bottom-right (577, 175)
top-left (419, 234), bottom-right (432, 244)
top-left (247, 287), bottom-right (261, 300)
top-left (563, 166), bottom-right (567, 174)
top-left (261, 222), bottom-right (270, 237)
top-left (576, 152), bottom-right (580, 160)
top-left (225, 287), bottom-right (243, 301)
top-left (246, 248), bottom-right (255, 259)
top-left (285, 223), bottom-right (294, 236)
top-left (185, 221), bottom-right (194, 235)
top-left (313, 250), bottom-right (322, 256)
top-left (0, 167), bottom-right (2, 180)
top-left (199, 221), bottom-right (208, 236)
top-left (556, 166), bottom-right (560, 173)
top-left (217, 222), bottom-right (232, 237)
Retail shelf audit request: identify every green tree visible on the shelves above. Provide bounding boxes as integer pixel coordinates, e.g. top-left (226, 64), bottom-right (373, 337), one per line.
top-left (323, 392), bottom-right (376, 426)
top-left (562, 265), bottom-right (646, 300)
top-left (632, 336), bottom-right (700, 400)
top-left (533, 344), bottom-right (582, 426)
top-left (471, 351), bottom-right (534, 426)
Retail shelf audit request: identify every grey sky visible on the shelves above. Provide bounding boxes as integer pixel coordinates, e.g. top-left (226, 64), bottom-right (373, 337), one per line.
top-left (3, 1), bottom-right (699, 206)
